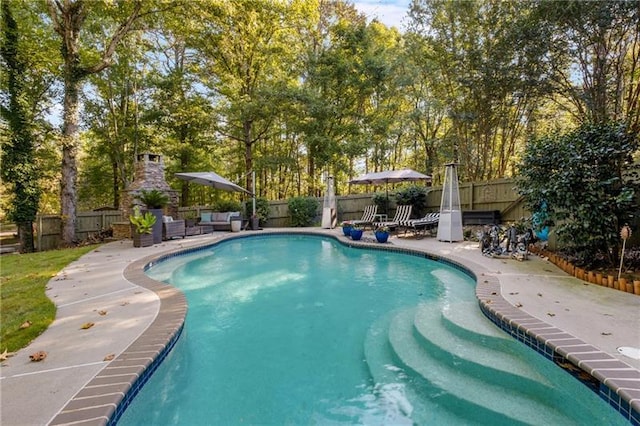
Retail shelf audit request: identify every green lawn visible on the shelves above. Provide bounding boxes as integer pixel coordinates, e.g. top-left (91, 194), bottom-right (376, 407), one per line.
top-left (0, 245), bottom-right (98, 352)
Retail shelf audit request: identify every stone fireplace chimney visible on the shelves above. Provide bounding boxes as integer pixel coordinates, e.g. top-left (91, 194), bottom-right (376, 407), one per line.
top-left (120, 153), bottom-right (179, 218)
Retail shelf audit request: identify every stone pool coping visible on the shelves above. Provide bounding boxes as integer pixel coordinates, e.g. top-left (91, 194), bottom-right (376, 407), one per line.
top-left (10, 229), bottom-right (638, 425)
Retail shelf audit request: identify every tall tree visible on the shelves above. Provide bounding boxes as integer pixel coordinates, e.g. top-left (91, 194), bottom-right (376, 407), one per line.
top-left (146, 29), bottom-right (216, 206)
top-left (533, 1), bottom-right (640, 132)
top-left (46, 0), bottom-right (145, 244)
top-left (192, 0), bottom-right (307, 194)
top-left (408, 0), bottom-right (549, 180)
top-left (0, 1), bottom-right (43, 252)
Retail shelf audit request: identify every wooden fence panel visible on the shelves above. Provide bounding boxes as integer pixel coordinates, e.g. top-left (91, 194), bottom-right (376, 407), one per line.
top-left (36, 215), bottom-right (61, 251)
top-left (35, 211), bottom-right (124, 250)
top-left (76, 211), bottom-right (124, 241)
top-left (30, 179), bottom-right (530, 251)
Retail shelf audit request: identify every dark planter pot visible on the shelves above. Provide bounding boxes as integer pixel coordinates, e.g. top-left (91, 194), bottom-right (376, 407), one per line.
top-left (133, 232), bottom-right (154, 248)
top-left (251, 217), bottom-right (260, 230)
top-left (375, 231), bottom-right (389, 243)
top-left (342, 225), bottom-right (352, 236)
top-left (350, 229), bottom-right (363, 240)
top-left (145, 208), bottom-right (163, 244)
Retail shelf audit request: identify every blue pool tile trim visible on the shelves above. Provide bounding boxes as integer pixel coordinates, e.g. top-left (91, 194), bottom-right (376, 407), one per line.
top-left (48, 230), bottom-right (638, 425)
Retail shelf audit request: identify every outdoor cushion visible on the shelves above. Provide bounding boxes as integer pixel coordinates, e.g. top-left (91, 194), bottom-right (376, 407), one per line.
top-left (213, 212), bottom-right (227, 222)
top-left (200, 212), bottom-right (212, 222)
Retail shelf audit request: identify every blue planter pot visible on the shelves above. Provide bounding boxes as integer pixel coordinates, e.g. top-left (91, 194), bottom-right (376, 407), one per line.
top-left (350, 229), bottom-right (363, 240)
top-left (342, 225), bottom-right (352, 236)
top-left (375, 231), bottom-right (389, 243)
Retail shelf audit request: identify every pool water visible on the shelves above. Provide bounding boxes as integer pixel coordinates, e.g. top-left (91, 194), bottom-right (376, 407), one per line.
top-left (118, 235), bottom-right (625, 425)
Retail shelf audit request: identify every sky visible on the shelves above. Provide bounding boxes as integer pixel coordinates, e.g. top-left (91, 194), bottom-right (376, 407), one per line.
top-left (352, 0), bottom-right (412, 30)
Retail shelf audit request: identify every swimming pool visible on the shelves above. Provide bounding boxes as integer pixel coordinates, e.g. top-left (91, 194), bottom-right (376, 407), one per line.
top-left (117, 234), bottom-right (626, 425)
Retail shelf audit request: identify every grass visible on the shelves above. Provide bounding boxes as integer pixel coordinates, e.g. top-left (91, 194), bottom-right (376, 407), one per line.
top-left (0, 245), bottom-right (98, 352)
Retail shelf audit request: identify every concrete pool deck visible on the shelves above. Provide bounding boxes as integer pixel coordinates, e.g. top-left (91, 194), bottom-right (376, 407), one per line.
top-left (1, 228), bottom-right (639, 425)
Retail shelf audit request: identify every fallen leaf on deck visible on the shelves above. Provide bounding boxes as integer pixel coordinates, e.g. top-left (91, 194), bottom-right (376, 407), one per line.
top-left (515, 303), bottom-right (523, 308)
top-left (120, 301), bottom-right (129, 306)
top-left (98, 310), bottom-right (107, 316)
top-left (0, 349), bottom-right (8, 361)
top-left (80, 322), bottom-right (95, 330)
top-left (29, 351), bottom-right (47, 362)
top-left (19, 320), bottom-right (32, 329)
top-left (103, 354), bottom-right (115, 361)
top-left (547, 312), bottom-right (556, 317)
top-left (601, 332), bottom-right (612, 336)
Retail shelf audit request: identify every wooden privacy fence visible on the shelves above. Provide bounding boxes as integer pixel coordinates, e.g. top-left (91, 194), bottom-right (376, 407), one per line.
top-left (265, 179), bottom-right (529, 227)
top-left (31, 179), bottom-right (528, 250)
top-left (35, 210), bottom-right (124, 251)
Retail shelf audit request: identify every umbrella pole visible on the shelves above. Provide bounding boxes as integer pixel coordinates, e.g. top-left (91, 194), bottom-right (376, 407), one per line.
top-left (252, 170), bottom-right (256, 216)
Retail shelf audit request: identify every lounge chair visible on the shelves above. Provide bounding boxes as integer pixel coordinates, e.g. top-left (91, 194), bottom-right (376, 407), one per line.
top-left (374, 205), bottom-right (412, 232)
top-left (348, 205), bottom-right (378, 229)
top-left (405, 212), bottom-right (440, 238)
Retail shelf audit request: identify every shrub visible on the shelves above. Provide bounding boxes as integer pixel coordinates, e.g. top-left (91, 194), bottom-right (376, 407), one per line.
top-left (288, 196), bottom-right (318, 227)
top-left (516, 122), bottom-right (638, 268)
top-left (372, 192), bottom-right (390, 214)
top-left (245, 197), bottom-right (270, 225)
top-left (215, 199), bottom-right (242, 213)
top-left (395, 185), bottom-right (428, 217)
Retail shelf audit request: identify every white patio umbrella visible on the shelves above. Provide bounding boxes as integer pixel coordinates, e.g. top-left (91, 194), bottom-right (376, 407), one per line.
top-left (175, 172), bottom-right (253, 195)
top-left (349, 168), bottom-right (432, 213)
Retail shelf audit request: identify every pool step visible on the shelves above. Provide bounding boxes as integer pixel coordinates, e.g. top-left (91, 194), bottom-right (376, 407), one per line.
top-left (440, 301), bottom-right (512, 347)
top-left (414, 302), bottom-right (553, 393)
top-left (389, 308), bottom-right (572, 425)
top-left (364, 310), bottom-right (466, 425)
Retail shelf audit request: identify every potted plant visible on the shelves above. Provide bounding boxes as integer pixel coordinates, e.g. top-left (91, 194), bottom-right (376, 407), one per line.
top-left (340, 221), bottom-right (353, 236)
top-left (350, 224), bottom-right (364, 241)
top-left (375, 225), bottom-right (390, 243)
top-left (129, 206), bottom-right (156, 247)
top-left (137, 189), bottom-right (169, 244)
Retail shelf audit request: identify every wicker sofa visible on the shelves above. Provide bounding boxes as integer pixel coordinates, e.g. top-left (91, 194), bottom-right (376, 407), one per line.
top-left (197, 211), bottom-right (241, 232)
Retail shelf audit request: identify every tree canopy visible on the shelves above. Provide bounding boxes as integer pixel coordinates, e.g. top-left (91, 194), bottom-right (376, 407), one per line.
top-left (1, 0), bottom-right (639, 244)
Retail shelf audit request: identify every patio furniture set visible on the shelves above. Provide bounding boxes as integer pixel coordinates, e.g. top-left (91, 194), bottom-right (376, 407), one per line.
top-left (162, 211), bottom-right (243, 240)
top-left (344, 205), bottom-right (440, 238)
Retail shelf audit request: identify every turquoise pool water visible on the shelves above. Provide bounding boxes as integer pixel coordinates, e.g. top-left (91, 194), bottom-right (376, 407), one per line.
top-left (118, 234), bottom-right (625, 425)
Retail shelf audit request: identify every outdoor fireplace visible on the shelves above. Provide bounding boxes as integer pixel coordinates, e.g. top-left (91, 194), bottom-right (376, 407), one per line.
top-left (120, 153), bottom-right (179, 218)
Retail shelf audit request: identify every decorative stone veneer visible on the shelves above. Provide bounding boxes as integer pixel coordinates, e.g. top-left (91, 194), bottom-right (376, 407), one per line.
top-left (119, 153), bottom-right (179, 218)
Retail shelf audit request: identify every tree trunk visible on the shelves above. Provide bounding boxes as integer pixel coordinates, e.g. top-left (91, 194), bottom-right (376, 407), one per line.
top-left (60, 74), bottom-right (81, 245)
top-left (17, 221), bottom-right (35, 253)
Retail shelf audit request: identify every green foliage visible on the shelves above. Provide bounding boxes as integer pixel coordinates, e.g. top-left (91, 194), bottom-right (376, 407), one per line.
top-left (394, 185), bottom-right (427, 217)
top-left (129, 207), bottom-right (156, 234)
top-left (0, 244), bottom-right (97, 352)
top-left (214, 199), bottom-right (242, 213)
top-left (288, 196), bottom-right (318, 227)
top-left (516, 122), bottom-right (638, 267)
top-left (245, 197), bottom-right (270, 225)
top-left (137, 189), bottom-right (169, 209)
top-left (372, 192), bottom-right (390, 214)
top-left (0, 1), bottom-right (42, 252)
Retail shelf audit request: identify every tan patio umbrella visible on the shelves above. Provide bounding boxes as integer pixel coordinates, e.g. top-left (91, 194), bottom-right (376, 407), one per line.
top-left (349, 168), bottom-right (432, 213)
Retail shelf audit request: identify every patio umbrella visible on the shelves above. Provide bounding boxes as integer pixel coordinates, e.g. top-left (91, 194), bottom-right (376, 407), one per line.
top-left (175, 171), bottom-right (253, 195)
top-left (349, 168), bottom-right (432, 213)
top-left (348, 168), bottom-right (432, 186)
